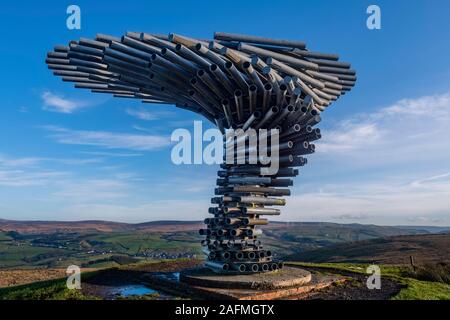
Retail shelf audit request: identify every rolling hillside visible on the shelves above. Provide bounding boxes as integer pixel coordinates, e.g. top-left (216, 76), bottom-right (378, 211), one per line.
top-left (288, 234), bottom-right (450, 264)
top-left (1, 219), bottom-right (448, 269)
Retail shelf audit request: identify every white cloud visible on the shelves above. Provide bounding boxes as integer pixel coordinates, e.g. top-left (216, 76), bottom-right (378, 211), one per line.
top-left (41, 91), bottom-right (89, 114)
top-left (0, 154), bottom-right (102, 167)
top-left (79, 151), bottom-right (143, 157)
top-left (382, 94), bottom-right (450, 117)
top-left (282, 171), bottom-right (450, 225)
top-left (42, 125), bottom-right (170, 151)
top-left (0, 155), bottom-right (41, 167)
top-left (52, 179), bottom-right (129, 201)
top-left (0, 169), bottom-right (69, 187)
top-left (58, 200), bottom-right (208, 223)
top-left (275, 92), bottom-right (450, 226)
top-left (126, 107), bottom-right (158, 120)
top-left (317, 93), bottom-right (450, 171)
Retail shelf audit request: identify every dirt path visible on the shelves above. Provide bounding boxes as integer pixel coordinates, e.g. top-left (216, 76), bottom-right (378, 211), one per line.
top-left (288, 266), bottom-right (403, 300)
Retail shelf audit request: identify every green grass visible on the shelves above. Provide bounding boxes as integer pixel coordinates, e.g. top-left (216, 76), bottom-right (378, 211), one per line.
top-left (0, 271), bottom-right (100, 300)
top-left (288, 261), bottom-right (450, 300)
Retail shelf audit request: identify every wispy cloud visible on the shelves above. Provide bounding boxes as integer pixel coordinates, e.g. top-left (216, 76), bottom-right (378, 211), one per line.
top-left (79, 151), bottom-right (143, 158)
top-left (284, 171), bottom-right (450, 225)
top-left (317, 92), bottom-right (450, 167)
top-left (41, 91), bottom-right (89, 114)
top-left (52, 179), bottom-right (129, 201)
top-left (0, 155), bottom-right (41, 167)
top-left (42, 126), bottom-right (170, 151)
top-left (59, 200), bottom-right (208, 222)
top-left (0, 154), bottom-right (102, 167)
top-left (125, 106), bottom-right (174, 121)
top-left (126, 107), bottom-right (157, 120)
top-left (278, 92), bottom-right (450, 226)
top-left (0, 169), bottom-right (69, 187)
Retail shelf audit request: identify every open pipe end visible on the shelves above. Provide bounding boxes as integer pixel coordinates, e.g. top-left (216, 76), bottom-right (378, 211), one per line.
top-left (279, 83), bottom-right (288, 91)
top-left (264, 83), bottom-right (273, 91)
top-left (194, 43), bottom-right (202, 51)
top-left (254, 111), bottom-right (262, 119)
top-left (242, 61), bottom-right (251, 69)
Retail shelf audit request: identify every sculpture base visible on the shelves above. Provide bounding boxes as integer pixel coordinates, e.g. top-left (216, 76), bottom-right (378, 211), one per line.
top-left (180, 267), bottom-right (311, 289)
top-left (141, 266), bottom-right (344, 300)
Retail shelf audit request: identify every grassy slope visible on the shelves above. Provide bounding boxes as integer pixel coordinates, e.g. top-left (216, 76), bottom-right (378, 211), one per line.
top-left (0, 272), bottom-right (98, 300)
top-left (288, 234), bottom-right (450, 264)
top-left (289, 262), bottom-right (450, 300)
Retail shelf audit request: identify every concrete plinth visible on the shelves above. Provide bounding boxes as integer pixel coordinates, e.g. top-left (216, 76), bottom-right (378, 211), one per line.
top-left (141, 266), bottom-right (345, 300)
top-left (180, 267), bottom-right (311, 290)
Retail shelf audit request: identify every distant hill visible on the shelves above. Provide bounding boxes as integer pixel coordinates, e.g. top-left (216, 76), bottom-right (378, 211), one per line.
top-left (288, 234), bottom-right (450, 264)
top-left (1, 219), bottom-right (446, 235)
top-left (0, 219), bottom-right (202, 234)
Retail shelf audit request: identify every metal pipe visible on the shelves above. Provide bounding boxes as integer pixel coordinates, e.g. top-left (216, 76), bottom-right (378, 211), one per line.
top-left (248, 84), bottom-right (257, 114)
top-left (276, 83), bottom-right (288, 105)
top-left (238, 196), bottom-right (286, 206)
top-left (262, 83), bottom-right (272, 112)
top-left (270, 104), bottom-right (294, 127)
top-left (205, 261), bottom-right (230, 272)
top-left (242, 111), bottom-right (261, 131)
top-left (239, 43), bottom-right (318, 71)
top-left (242, 207), bottom-right (281, 215)
top-left (242, 61), bottom-right (264, 92)
top-left (224, 61), bottom-right (249, 91)
top-left (209, 64), bottom-right (235, 95)
top-left (233, 89), bottom-right (245, 123)
top-left (254, 105), bottom-right (278, 130)
top-left (160, 47), bottom-right (197, 74)
top-left (221, 99), bottom-right (233, 127)
top-left (196, 69), bottom-right (222, 98)
top-left (175, 43), bottom-right (211, 69)
top-left (214, 32), bottom-right (307, 49)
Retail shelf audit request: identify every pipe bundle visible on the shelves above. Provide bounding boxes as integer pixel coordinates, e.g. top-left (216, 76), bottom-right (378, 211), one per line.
top-left (46, 31), bottom-right (356, 274)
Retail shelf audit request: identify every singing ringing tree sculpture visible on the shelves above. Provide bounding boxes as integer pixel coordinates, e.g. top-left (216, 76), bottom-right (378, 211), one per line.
top-left (46, 31), bottom-right (356, 274)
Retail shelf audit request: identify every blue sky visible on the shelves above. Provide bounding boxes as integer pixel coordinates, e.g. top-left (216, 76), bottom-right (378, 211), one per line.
top-left (0, 0), bottom-right (449, 225)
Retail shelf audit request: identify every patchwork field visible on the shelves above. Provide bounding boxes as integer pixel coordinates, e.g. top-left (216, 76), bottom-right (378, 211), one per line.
top-left (1, 220), bottom-right (443, 270)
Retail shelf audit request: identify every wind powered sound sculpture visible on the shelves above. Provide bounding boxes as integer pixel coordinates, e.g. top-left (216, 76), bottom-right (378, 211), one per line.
top-left (46, 32), bottom-right (356, 274)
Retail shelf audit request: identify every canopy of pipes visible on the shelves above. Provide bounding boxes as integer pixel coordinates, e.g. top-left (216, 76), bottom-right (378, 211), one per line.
top-left (46, 32), bottom-right (356, 274)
